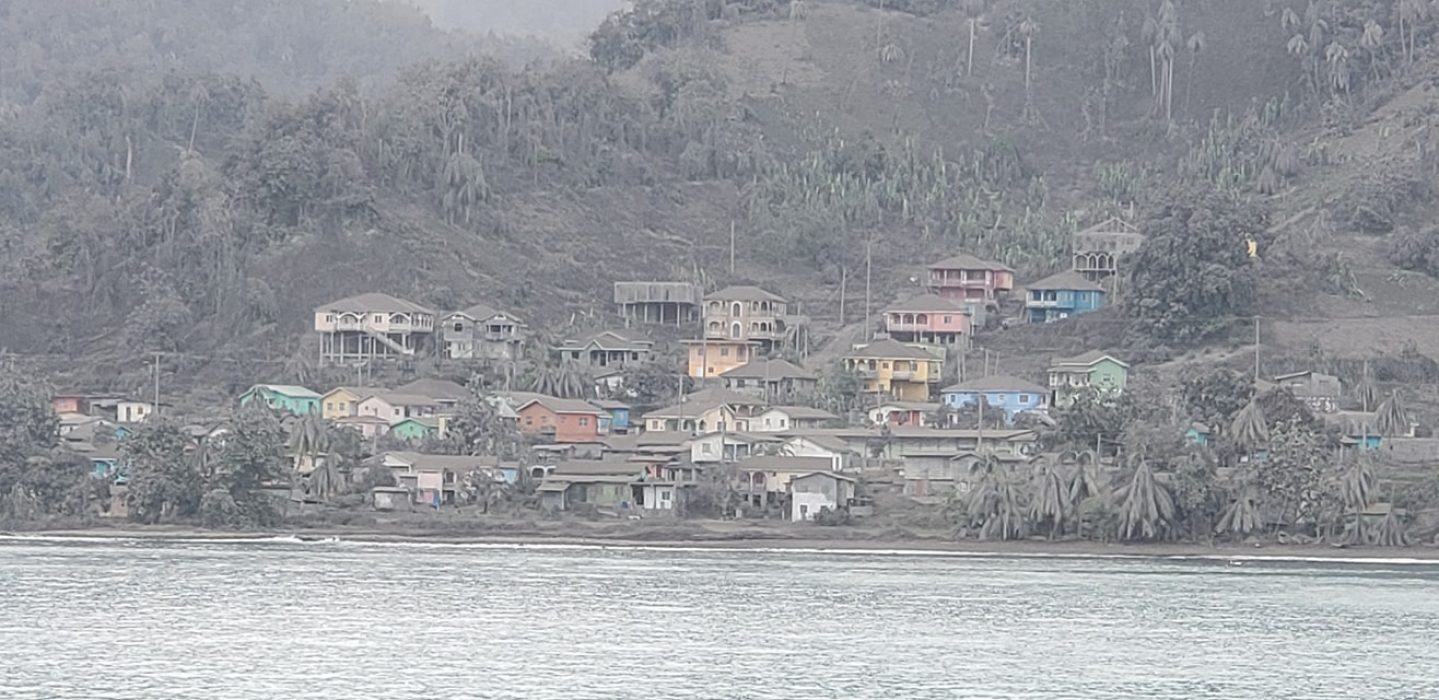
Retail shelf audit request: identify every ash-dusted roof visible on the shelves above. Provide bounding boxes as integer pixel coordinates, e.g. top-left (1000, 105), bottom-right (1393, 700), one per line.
top-left (928, 253), bottom-right (1013, 272)
top-left (765, 406), bottom-right (840, 421)
top-left (549, 460), bottom-right (643, 477)
top-left (518, 396), bottom-right (604, 415)
top-left (1025, 270), bottom-right (1105, 292)
top-left (719, 358), bottom-right (815, 381)
top-left (942, 374), bottom-right (1048, 395)
top-left (847, 338), bottom-right (937, 361)
top-left (884, 294), bottom-right (969, 314)
top-left (556, 329), bottom-right (653, 352)
top-left (705, 285), bottom-right (787, 303)
top-left (875, 401), bottom-right (941, 412)
top-left (315, 293), bottom-right (432, 315)
top-left (736, 455), bottom-right (836, 472)
top-left (395, 378), bottom-right (470, 401)
top-left (1076, 216), bottom-right (1140, 235)
top-left (247, 384), bottom-right (321, 399)
top-left (1051, 351), bottom-right (1128, 369)
top-left (382, 451), bottom-right (493, 472)
top-left (366, 392), bottom-right (441, 407)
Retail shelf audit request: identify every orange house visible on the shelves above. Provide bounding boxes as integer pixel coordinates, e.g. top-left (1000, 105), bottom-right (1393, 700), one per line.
top-left (52, 395), bottom-right (87, 415)
top-left (516, 397), bottom-right (604, 443)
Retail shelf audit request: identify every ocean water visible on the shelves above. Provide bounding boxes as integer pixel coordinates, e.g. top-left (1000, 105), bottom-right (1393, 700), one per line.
top-left (3, 537), bottom-right (1439, 699)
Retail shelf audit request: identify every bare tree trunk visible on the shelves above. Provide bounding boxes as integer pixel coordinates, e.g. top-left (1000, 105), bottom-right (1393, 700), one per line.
top-left (967, 19), bottom-right (976, 76)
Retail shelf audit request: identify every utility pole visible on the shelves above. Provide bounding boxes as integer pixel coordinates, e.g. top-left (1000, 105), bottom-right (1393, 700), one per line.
top-left (1253, 316), bottom-right (1261, 381)
top-left (839, 266), bottom-right (847, 327)
top-left (152, 352), bottom-right (161, 417)
top-left (864, 240), bottom-right (872, 341)
top-left (729, 220), bottom-right (736, 275)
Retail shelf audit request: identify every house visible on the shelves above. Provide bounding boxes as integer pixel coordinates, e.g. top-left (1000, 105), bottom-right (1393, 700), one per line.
top-left (905, 451), bottom-right (1039, 497)
top-left (682, 338), bottom-right (760, 379)
top-left (717, 358), bottom-right (817, 402)
top-left (734, 455), bottom-right (837, 508)
top-left (614, 281), bottom-right (702, 325)
top-left (867, 401), bottom-right (941, 427)
top-left (380, 451), bottom-right (506, 506)
top-left (843, 338), bottom-right (943, 402)
top-left (641, 388), bottom-right (767, 433)
top-left (883, 294), bottom-right (972, 345)
top-left (782, 434), bottom-right (858, 471)
top-left (701, 285), bottom-right (795, 352)
top-left (370, 486), bottom-right (412, 511)
top-left (1048, 352), bottom-right (1130, 407)
top-left (1072, 217), bottom-right (1144, 282)
top-left (689, 431), bottom-right (782, 463)
top-left (115, 400), bottom-right (156, 423)
top-left (876, 426), bottom-right (1039, 477)
top-left (314, 293), bottom-right (435, 365)
top-left (926, 253), bottom-right (1015, 310)
top-left (790, 472), bottom-right (857, 521)
top-left (1024, 271), bottom-right (1106, 324)
top-left (515, 396), bottom-right (605, 443)
top-left (239, 385), bottom-right (321, 416)
top-left (1274, 371), bottom-right (1342, 414)
top-left (51, 393), bottom-right (126, 417)
top-left (440, 303), bottom-right (525, 361)
top-left (336, 414), bottom-right (392, 439)
top-left (321, 386), bottom-right (383, 420)
top-left (753, 406), bottom-right (838, 432)
top-left (390, 417), bottom-right (442, 441)
top-left (941, 374), bottom-right (1050, 422)
top-left (593, 400), bottom-right (632, 435)
top-left (555, 329), bottom-right (654, 371)
top-left (356, 393), bottom-right (441, 423)
top-left (538, 461), bottom-right (646, 511)
top-left (394, 378), bottom-right (470, 409)
top-left (1185, 423), bottom-right (1213, 446)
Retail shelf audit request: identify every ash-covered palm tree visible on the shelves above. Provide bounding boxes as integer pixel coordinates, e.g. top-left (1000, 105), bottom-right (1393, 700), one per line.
top-left (1215, 482), bottom-right (1262, 539)
top-left (1374, 391), bottom-right (1410, 436)
top-left (966, 452), bottom-right (1025, 540)
top-left (961, 0), bottom-right (988, 77)
top-left (1337, 454), bottom-right (1375, 544)
top-left (288, 411), bottom-right (329, 473)
top-left (1373, 506), bottom-right (1408, 547)
top-left (1028, 458), bottom-right (1070, 539)
top-left (1354, 361), bottom-right (1379, 412)
top-left (1230, 396), bottom-right (1269, 453)
top-left (1114, 456), bottom-right (1175, 541)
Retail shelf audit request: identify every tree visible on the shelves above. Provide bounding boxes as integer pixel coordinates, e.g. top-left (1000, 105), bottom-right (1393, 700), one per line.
top-left (208, 404), bottom-right (290, 528)
top-left (1354, 361), bottom-right (1379, 412)
top-left (1184, 30), bottom-right (1206, 117)
top-left (961, 0), bottom-right (987, 77)
top-left (288, 412), bottom-right (330, 473)
top-left (1230, 396), bottom-right (1269, 454)
top-left (1028, 458), bottom-right (1069, 539)
top-left (123, 420), bottom-right (201, 524)
top-left (1215, 481), bottom-right (1262, 540)
top-left (1053, 388), bottom-right (1135, 451)
top-left (1125, 187), bottom-right (1264, 343)
top-left (1017, 15), bottom-right (1039, 109)
top-left (1398, 0), bottom-right (1429, 65)
top-left (964, 452), bottom-right (1026, 540)
top-left (446, 392), bottom-right (522, 459)
top-left (1113, 456), bottom-right (1175, 541)
top-left (1374, 391), bottom-right (1410, 436)
top-left (1180, 368), bottom-right (1254, 432)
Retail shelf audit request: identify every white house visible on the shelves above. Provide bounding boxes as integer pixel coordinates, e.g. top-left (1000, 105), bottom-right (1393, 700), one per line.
top-left (689, 431), bottom-right (780, 464)
top-left (781, 435), bottom-right (856, 472)
top-left (752, 406), bottom-right (839, 432)
top-left (789, 472), bottom-right (857, 521)
top-left (357, 393), bottom-right (441, 423)
top-left (116, 400), bottom-right (155, 423)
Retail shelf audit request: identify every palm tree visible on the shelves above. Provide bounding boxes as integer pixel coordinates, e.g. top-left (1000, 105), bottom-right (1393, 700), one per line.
top-left (1375, 391), bottom-right (1410, 436)
top-left (1018, 16), bottom-right (1039, 105)
top-left (1028, 458), bottom-right (1070, 539)
top-left (1230, 396), bottom-right (1269, 453)
top-left (1337, 454), bottom-right (1374, 543)
top-left (1142, 7), bottom-right (1160, 98)
top-left (1398, 0), bottom-right (1429, 65)
top-left (1215, 483), bottom-right (1262, 539)
top-left (526, 361), bottom-right (591, 399)
top-left (308, 459), bottom-right (342, 502)
top-left (287, 412), bottom-right (329, 473)
top-left (1355, 361), bottom-right (1379, 412)
top-left (1361, 19), bottom-right (1386, 81)
top-left (962, 0), bottom-right (988, 77)
top-left (966, 452), bottom-right (1025, 540)
top-left (1156, 0), bottom-right (1180, 122)
top-left (1184, 30), bottom-right (1206, 117)
top-left (1063, 449), bottom-right (1106, 504)
top-left (1114, 457), bottom-right (1175, 540)
top-left (1373, 506), bottom-right (1408, 546)
top-left (1325, 41), bottom-right (1351, 99)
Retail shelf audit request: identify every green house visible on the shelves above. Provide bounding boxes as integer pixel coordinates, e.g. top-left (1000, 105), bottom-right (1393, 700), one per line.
top-left (389, 417), bottom-right (441, 441)
top-left (239, 384), bottom-right (322, 416)
top-left (1047, 351), bottom-right (1130, 407)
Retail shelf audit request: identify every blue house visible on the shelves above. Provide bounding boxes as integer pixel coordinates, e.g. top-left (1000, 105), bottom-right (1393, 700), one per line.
top-left (940, 374), bottom-right (1050, 422)
top-left (1024, 270), bottom-right (1106, 324)
top-left (594, 400), bottom-right (632, 435)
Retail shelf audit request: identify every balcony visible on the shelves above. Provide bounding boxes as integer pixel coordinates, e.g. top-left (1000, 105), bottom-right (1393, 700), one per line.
top-left (891, 370), bottom-right (916, 381)
top-left (1026, 298), bottom-right (1061, 308)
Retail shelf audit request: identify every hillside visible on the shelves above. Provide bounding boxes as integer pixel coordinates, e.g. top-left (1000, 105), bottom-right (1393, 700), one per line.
top-left (3, 0), bottom-right (1439, 424)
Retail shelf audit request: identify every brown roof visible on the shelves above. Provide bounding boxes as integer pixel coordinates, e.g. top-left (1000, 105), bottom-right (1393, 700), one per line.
top-left (942, 374), bottom-right (1048, 395)
top-left (705, 285), bottom-right (787, 303)
top-left (315, 293), bottom-right (432, 315)
top-left (884, 294), bottom-right (969, 314)
top-left (927, 253), bottom-right (1013, 272)
top-left (719, 358), bottom-right (815, 381)
top-left (1025, 270), bottom-right (1105, 292)
top-left (847, 338), bottom-right (937, 361)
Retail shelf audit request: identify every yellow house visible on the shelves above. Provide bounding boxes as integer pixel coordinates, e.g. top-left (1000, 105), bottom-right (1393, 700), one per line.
top-left (321, 386), bottom-right (383, 420)
top-left (681, 338), bottom-right (760, 379)
top-left (843, 338), bottom-right (943, 402)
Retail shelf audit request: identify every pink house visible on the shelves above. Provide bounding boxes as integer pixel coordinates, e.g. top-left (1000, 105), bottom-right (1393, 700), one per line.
top-left (883, 294), bottom-right (971, 345)
top-left (927, 253), bottom-right (1015, 306)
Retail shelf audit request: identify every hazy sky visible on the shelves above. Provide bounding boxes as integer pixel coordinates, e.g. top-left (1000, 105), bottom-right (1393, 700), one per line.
top-left (408, 0), bottom-right (630, 47)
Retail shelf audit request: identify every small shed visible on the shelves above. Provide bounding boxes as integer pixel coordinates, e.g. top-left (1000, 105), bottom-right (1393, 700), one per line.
top-left (789, 472), bottom-right (857, 522)
top-left (371, 486), bottom-right (413, 512)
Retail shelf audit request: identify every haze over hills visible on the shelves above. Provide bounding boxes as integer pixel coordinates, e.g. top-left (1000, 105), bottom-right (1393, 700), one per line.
top-left (407, 0), bottom-right (629, 48)
top-left (1, 0), bottom-right (1438, 425)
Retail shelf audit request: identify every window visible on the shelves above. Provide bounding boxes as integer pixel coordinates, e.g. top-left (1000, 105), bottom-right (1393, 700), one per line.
top-left (374, 314), bottom-right (383, 323)
top-left (579, 417), bottom-right (589, 427)
top-left (393, 408), bottom-right (401, 416)
top-left (720, 347), bottom-right (729, 357)
top-left (453, 322), bottom-right (464, 332)
top-left (661, 490), bottom-right (671, 501)
top-left (1019, 394), bottom-right (1030, 403)
top-left (943, 316), bottom-right (952, 323)
top-left (702, 443), bottom-right (714, 455)
top-left (525, 416), bottom-right (534, 426)
top-left (325, 314), bottom-right (334, 322)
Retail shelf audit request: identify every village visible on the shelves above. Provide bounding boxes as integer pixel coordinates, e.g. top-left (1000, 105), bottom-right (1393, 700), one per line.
top-left (44, 217), bottom-right (1437, 533)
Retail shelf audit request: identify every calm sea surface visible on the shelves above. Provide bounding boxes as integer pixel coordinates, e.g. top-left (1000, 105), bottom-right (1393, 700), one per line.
top-left (3, 537), bottom-right (1439, 699)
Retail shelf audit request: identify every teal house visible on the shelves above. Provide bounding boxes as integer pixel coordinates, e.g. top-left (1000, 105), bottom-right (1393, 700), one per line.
top-left (389, 417), bottom-right (441, 441)
top-left (1185, 423), bottom-right (1212, 446)
top-left (239, 384), bottom-right (322, 416)
top-left (1024, 271), bottom-right (1106, 324)
top-left (1047, 351), bottom-right (1129, 407)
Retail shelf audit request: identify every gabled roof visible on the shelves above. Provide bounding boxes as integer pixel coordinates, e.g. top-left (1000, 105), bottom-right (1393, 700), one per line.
top-left (549, 460), bottom-right (643, 477)
top-left (1076, 216), bottom-right (1141, 235)
top-left (927, 253), bottom-right (1013, 272)
top-left (884, 293), bottom-right (969, 314)
top-left (395, 378), bottom-right (470, 401)
top-left (736, 455), bottom-right (835, 472)
top-left (445, 302), bottom-right (521, 324)
top-left (942, 374), bottom-right (1048, 395)
top-left (719, 358), bottom-right (815, 381)
top-left (873, 401), bottom-right (940, 412)
top-left (323, 386), bottom-right (385, 400)
top-left (1025, 270), bottom-right (1105, 292)
top-left (518, 396), bottom-right (604, 415)
top-left (556, 329), bottom-right (653, 352)
top-left (705, 285), bottom-right (787, 303)
top-left (381, 451), bottom-right (492, 472)
top-left (694, 431), bottom-right (782, 445)
top-left (592, 399), bottom-right (631, 410)
top-left (246, 384), bottom-right (321, 399)
top-left (364, 392), bottom-right (441, 407)
top-left (847, 338), bottom-right (936, 361)
top-left (392, 416), bottom-right (441, 429)
top-left (1050, 351), bottom-right (1128, 370)
top-left (315, 293), bottom-right (432, 315)
top-left (790, 471), bottom-right (857, 483)
top-left (764, 406), bottom-right (840, 421)
top-left (784, 434), bottom-right (856, 454)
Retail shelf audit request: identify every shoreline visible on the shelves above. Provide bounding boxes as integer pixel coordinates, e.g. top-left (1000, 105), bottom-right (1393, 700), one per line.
top-left (7, 525), bottom-right (1439, 562)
